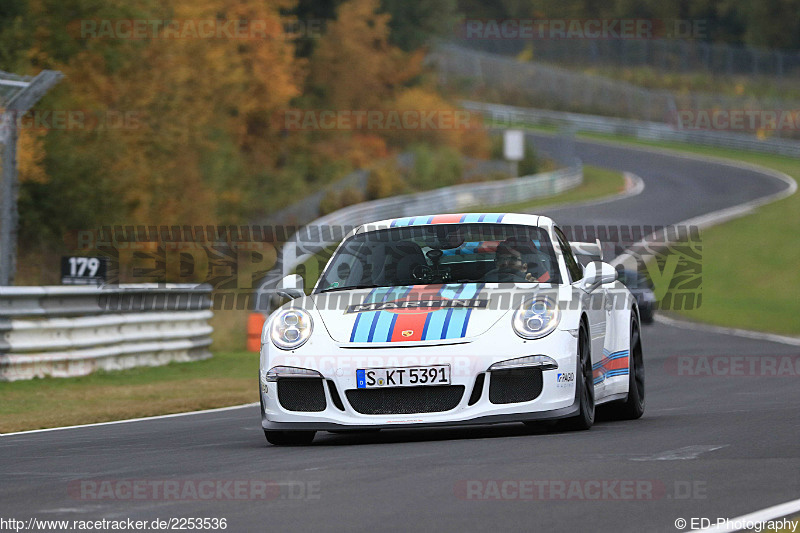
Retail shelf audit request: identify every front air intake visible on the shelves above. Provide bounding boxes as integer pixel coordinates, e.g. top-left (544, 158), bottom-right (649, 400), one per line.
top-left (277, 378), bottom-right (327, 412)
top-left (489, 368), bottom-right (543, 404)
top-left (468, 373), bottom-right (485, 406)
top-left (345, 385), bottom-right (465, 414)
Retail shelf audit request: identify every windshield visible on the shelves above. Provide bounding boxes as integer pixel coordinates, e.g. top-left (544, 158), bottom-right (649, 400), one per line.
top-left (316, 223), bottom-right (562, 292)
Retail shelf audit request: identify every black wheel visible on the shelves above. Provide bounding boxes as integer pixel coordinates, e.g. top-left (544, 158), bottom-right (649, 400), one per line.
top-left (559, 321), bottom-right (594, 431)
top-left (605, 316), bottom-right (645, 420)
top-left (264, 430), bottom-right (316, 446)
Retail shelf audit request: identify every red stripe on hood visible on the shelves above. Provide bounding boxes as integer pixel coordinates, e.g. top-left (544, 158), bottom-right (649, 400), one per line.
top-left (390, 312), bottom-right (429, 342)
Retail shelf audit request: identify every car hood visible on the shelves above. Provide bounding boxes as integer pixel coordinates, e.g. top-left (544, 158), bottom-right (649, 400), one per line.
top-left (307, 283), bottom-right (542, 346)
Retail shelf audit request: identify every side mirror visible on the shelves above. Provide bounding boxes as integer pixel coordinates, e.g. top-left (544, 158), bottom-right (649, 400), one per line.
top-left (276, 274), bottom-right (305, 300)
top-left (579, 262), bottom-right (616, 293)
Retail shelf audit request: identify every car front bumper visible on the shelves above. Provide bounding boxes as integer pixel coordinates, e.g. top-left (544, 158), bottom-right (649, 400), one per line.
top-left (260, 328), bottom-right (580, 431)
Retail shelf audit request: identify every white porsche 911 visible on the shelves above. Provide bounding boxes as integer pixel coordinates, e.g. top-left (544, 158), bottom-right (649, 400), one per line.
top-left (259, 213), bottom-right (645, 445)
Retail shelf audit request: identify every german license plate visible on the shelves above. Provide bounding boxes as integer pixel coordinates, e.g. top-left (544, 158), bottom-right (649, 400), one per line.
top-left (356, 365), bottom-right (450, 389)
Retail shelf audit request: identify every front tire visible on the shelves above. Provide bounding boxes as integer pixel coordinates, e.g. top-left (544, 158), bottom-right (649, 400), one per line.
top-left (605, 316), bottom-right (645, 420)
top-left (264, 430), bottom-right (316, 446)
top-left (560, 321), bottom-right (594, 431)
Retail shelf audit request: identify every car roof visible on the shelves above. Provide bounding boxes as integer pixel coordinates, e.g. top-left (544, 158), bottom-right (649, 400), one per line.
top-left (353, 213), bottom-right (555, 235)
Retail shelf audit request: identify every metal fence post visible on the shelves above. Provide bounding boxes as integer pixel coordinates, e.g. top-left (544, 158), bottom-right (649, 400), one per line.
top-left (0, 114), bottom-right (19, 285)
top-left (0, 70), bottom-right (63, 285)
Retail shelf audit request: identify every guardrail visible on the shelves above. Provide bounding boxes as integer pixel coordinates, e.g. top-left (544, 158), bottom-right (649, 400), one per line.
top-left (0, 284), bottom-right (213, 381)
top-left (432, 43), bottom-right (800, 142)
top-left (462, 100), bottom-right (800, 158)
top-left (259, 153), bottom-right (536, 229)
top-left (448, 37), bottom-right (800, 81)
top-left (255, 161), bottom-right (582, 305)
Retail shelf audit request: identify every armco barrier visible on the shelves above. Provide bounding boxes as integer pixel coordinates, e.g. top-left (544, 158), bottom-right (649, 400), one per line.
top-left (0, 284), bottom-right (213, 381)
top-left (461, 100), bottom-right (800, 158)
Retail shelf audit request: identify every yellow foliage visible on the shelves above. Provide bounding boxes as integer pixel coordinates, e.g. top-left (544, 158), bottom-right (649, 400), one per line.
top-left (345, 134), bottom-right (389, 168)
top-left (16, 130), bottom-right (48, 184)
top-left (15, 0), bottom-right (484, 253)
top-left (385, 87), bottom-right (490, 158)
top-left (366, 161), bottom-right (407, 200)
top-left (309, 0), bottom-right (414, 109)
top-left (25, 0), bottom-right (304, 227)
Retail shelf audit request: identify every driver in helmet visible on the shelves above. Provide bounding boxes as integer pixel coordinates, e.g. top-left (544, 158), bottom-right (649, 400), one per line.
top-left (484, 237), bottom-right (548, 282)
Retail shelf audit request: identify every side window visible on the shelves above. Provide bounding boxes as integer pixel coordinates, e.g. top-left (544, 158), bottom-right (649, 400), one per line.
top-left (317, 239), bottom-right (369, 290)
top-left (554, 227), bottom-right (583, 283)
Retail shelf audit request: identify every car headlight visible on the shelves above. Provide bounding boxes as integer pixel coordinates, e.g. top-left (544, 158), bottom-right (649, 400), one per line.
top-left (512, 296), bottom-right (560, 339)
top-left (270, 308), bottom-right (313, 350)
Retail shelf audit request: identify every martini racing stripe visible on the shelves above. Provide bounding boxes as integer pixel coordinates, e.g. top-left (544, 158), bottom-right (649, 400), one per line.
top-left (367, 309), bottom-right (394, 342)
top-left (430, 214), bottom-right (467, 224)
top-left (389, 311), bottom-right (429, 342)
top-left (349, 284), bottom-right (484, 343)
top-left (421, 284), bottom-right (463, 342)
top-left (442, 284), bottom-right (483, 340)
top-left (390, 214), bottom-right (506, 227)
top-left (592, 349), bottom-right (629, 384)
top-left (349, 287), bottom-right (374, 343)
top-left (350, 285), bottom-right (421, 342)
top-left (350, 286), bottom-right (412, 342)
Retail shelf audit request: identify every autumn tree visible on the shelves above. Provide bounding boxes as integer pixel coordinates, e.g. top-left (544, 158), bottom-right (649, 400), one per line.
top-left (308, 0), bottom-right (419, 110)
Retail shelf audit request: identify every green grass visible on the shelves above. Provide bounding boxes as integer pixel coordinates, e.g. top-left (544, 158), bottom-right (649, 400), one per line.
top-left (476, 165), bottom-right (625, 213)
top-left (779, 517), bottom-right (800, 533)
top-left (565, 131), bottom-right (800, 336)
top-left (0, 351), bottom-right (258, 433)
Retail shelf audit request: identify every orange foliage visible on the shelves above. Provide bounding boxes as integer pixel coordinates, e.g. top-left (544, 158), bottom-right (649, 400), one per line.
top-left (16, 130), bottom-right (48, 184)
top-left (385, 87), bottom-right (490, 158)
top-left (345, 134), bottom-right (389, 168)
top-left (26, 0), bottom-right (303, 226)
top-left (15, 0), bottom-right (488, 242)
top-left (309, 0), bottom-right (417, 110)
